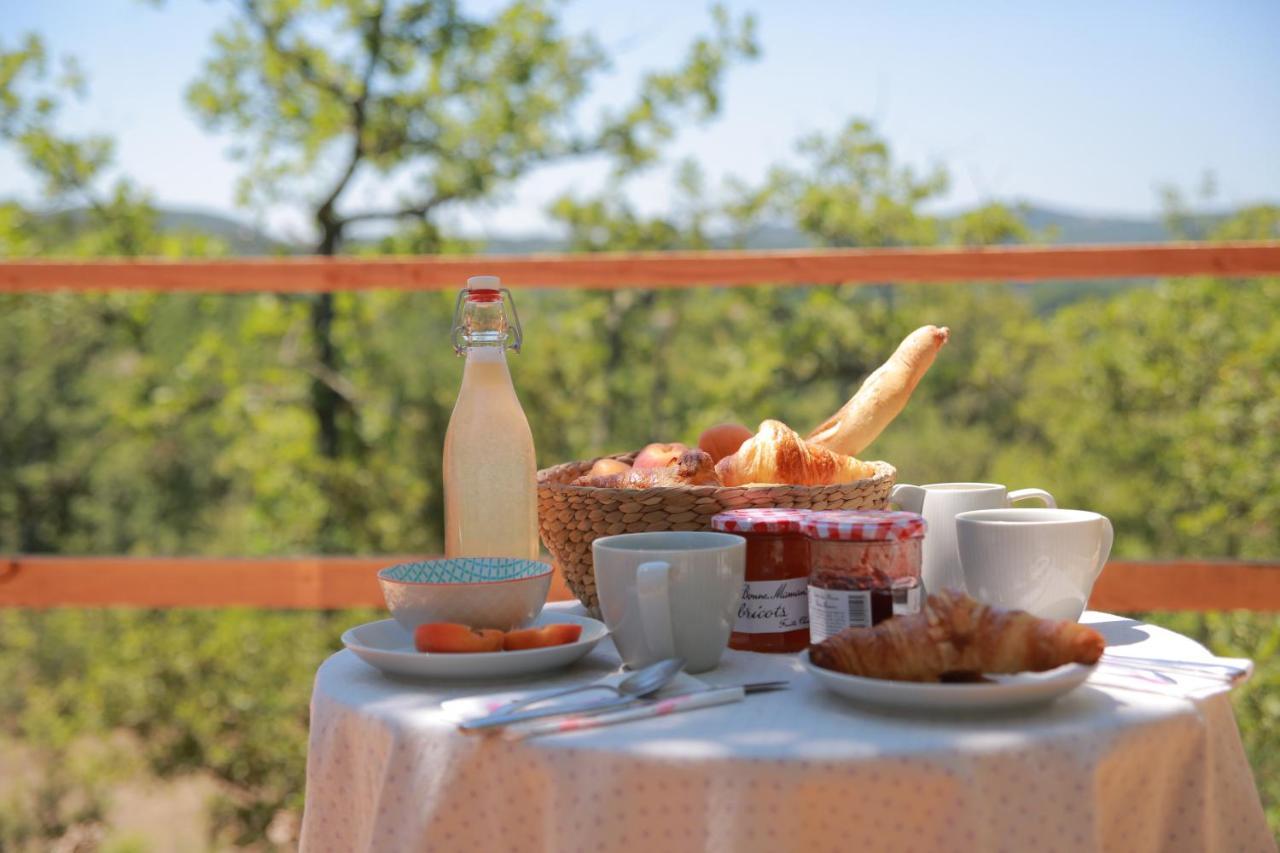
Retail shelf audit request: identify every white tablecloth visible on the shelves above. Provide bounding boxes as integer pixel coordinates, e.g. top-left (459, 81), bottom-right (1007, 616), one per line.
top-left (300, 605), bottom-right (1273, 852)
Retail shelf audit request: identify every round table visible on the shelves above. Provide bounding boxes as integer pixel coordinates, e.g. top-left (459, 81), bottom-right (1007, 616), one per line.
top-left (300, 605), bottom-right (1272, 853)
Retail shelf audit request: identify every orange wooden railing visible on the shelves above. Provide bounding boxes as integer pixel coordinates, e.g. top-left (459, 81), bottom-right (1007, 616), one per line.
top-left (1, 556), bottom-right (1273, 611)
top-left (2, 241), bottom-right (1278, 611)
top-left (5, 242), bottom-right (1280, 292)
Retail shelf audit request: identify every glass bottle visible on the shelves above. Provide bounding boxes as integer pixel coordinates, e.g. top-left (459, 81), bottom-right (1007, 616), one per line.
top-left (442, 276), bottom-right (539, 559)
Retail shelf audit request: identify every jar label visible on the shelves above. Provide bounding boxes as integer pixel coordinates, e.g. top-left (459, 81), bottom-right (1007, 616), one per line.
top-left (808, 585), bottom-right (872, 643)
top-left (735, 578), bottom-right (810, 634)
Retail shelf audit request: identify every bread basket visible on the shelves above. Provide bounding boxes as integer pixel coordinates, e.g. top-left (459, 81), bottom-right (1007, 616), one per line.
top-left (537, 452), bottom-right (897, 614)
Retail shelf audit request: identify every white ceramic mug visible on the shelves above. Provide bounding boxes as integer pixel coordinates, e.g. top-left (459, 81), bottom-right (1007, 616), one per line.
top-left (890, 482), bottom-right (1056, 594)
top-left (955, 507), bottom-right (1114, 621)
top-left (592, 531), bottom-right (745, 673)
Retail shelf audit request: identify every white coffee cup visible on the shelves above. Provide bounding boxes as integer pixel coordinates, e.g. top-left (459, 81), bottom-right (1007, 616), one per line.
top-left (592, 531), bottom-right (745, 673)
top-left (955, 508), bottom-right (1114, 621)
top-left (891, 482), bottom-right (1055, 594)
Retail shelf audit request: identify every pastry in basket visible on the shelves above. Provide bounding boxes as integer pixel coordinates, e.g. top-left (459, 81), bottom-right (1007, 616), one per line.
top-left (572, 448), bottom-right (720, 488)
top-left (810, 589), bottom-right (1105, 682)
top-left (808, 325), bottom-right (949, 456)
top-left (716, 420), bottom-right (876, 486)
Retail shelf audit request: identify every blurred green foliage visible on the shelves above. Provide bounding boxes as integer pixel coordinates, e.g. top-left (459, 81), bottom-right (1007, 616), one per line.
top-left (2, 8), bottom-right (1278, 851)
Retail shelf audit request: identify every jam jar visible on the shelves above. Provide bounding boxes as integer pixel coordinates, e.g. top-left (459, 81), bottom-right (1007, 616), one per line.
top-left (711, 509), bottom-right (811, 653)
top-left (802, 510), bottom-right (926, 644)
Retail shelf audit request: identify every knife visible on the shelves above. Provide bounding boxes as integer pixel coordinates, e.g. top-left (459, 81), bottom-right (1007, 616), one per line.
top-left (458, 680), bottom-right (789, 734)
top-left (500, 682), bottom-right (789, 740)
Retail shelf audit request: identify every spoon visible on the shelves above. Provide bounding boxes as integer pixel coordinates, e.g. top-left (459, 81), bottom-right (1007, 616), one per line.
top-left (461, 658), bottom-right (686, 732)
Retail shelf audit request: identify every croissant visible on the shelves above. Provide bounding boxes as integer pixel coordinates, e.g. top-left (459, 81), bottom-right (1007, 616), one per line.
top-left (715, 420), bottom-right (876, 486)
top-left (574, 449), bottom-right (721, 488)
top-left (810, 589), bottom-right (1105, 682)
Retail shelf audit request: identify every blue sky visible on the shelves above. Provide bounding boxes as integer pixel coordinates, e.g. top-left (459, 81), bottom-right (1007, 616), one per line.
top-left (3, 0), bottom-right (1278, 241)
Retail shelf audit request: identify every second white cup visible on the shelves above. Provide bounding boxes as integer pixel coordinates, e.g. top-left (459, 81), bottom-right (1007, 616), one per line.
top-left (592, 531), bottom-right (745, 673)
top-left (955, 507), bottom-right (1113, 621)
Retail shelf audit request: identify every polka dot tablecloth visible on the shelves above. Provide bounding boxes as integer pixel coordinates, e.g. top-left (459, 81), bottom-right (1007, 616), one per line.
top-left (300, 606), bottom-right (1273, 853)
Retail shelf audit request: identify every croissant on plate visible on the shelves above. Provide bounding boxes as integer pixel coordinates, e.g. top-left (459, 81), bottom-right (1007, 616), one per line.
top-left (715, 420), bottom-right (877, 487)
top-left (810, 589), bottom-right (1105, 682)
top-left (573, 449), bottom-right (720, 488)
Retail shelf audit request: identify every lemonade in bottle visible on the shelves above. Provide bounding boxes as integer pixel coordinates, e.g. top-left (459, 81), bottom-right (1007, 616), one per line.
top-left (443, 276), bottom-right (539, 559)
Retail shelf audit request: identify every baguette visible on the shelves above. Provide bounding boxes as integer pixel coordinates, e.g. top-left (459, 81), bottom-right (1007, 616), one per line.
top-left (807, 325), bottom-right (949, 456)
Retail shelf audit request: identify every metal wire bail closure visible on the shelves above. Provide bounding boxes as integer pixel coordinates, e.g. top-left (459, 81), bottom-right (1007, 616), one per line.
top-left (451, 285), bottom-right (524, 355)
top-left (502, 287), bottom-right (524, 353)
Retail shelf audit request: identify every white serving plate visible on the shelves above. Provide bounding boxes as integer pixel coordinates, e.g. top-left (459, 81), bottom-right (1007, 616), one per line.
top-left (342, 612), bottom-right (608, 680)
top-left (801, 650), bottom-right (1094, 712)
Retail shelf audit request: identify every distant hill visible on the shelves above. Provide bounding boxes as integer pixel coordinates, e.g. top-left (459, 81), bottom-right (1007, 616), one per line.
top-left (1016, 205), bottom-right (1171, 244)
top-left (461, 204), bottom-right (1195, 254)
top-left (154, 208), bottom-right (284, 255)
top-left (138, 202), bottom-right (1194, 257)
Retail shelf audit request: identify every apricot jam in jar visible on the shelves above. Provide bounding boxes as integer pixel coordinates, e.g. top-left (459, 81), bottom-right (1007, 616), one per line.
top-left (712, 509), bottom-right (811, 653)
top-left (802, 510), bottom-right (926, 644)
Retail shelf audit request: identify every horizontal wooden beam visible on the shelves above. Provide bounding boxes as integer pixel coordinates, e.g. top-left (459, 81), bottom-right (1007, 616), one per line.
top-left (1088, 560), bottom-right (1280, 612)
top-left (0, 556), bottom-right (575, 609)
top-left (0, 556), bottom-right (1275, 612)
top-left (2, 243), bottom-right (1278, 293)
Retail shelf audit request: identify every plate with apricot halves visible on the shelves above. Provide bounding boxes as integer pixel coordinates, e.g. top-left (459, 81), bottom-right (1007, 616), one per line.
top-left (343, 612), bottom-right (609, 681)
top-left (803, 590), bottom-right (1104, 712)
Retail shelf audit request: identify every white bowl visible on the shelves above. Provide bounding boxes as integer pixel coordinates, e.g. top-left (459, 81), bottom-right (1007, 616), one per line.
top-left (377, 558), bottom-right (553, 632)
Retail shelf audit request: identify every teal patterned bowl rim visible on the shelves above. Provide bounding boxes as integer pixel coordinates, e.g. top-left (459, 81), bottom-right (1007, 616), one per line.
top-left (377, 558), bottom-right (553, 586)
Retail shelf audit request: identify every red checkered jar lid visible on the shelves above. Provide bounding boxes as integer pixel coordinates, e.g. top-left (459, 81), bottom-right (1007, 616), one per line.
top-left (711, 508), bottom-right (810, 535)
top-left (800, 510), bottom-right (926, 542)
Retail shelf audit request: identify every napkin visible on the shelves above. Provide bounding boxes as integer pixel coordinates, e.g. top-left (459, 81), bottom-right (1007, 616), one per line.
top-left (1089, 654), bottom-right (1253, 700)
top-left (439, 669), bottom-right (708, 724)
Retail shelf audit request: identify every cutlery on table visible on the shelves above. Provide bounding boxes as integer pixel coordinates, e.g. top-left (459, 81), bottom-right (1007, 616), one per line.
top-left (499, 681), bottom-right (790, 740)
top-left (460, 658), bottom-right (687, 732)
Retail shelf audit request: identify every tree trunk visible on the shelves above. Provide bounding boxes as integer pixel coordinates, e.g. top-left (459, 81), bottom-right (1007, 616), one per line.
top-left (312, 223), bottom-right (346, 460)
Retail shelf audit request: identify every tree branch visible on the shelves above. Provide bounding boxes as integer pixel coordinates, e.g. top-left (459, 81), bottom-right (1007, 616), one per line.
top-left (338, 195), bottom-right (453, 225)
top-left (239, 0), bottom-right (349, 102)
top-left (313, 0), bottom-right (388, 243)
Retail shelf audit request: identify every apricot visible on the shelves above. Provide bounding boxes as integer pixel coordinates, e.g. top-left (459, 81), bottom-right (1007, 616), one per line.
top-left (502, 624), bottom-right (583, 651)
top-left (697, 423), bottom-right (753, 463)
top-left (632, 442), bottom-right (690, 469)
top-left (414, 623), bottom-right (505, 654)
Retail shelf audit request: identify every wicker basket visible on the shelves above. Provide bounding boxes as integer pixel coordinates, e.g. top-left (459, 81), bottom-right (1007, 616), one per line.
top-left (537, 452), bottom-right (897, 614)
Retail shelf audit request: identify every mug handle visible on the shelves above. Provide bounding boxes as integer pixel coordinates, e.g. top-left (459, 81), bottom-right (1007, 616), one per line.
top-left (890, 483), bottom-right (926, 514)
top-left (636, 561), bottom-right (676, 662)
top-left (1089, 517), bottom-right (1115, 587)
top-left (1008, 488), bottom-right (1056, 508)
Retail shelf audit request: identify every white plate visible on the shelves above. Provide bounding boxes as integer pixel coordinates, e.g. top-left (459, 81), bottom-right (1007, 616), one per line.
top-left (342, 612), bottom-right (608, 681)
top-left (801, 650), bottom-right (1094, 712)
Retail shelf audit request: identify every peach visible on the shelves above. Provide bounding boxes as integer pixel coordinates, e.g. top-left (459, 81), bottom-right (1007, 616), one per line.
top-left (632, 442), bottom-right (690, 469)
top-left (698, 423), bottom-right (753, 463)
top-left (589, 458), bottom-right (632, 478)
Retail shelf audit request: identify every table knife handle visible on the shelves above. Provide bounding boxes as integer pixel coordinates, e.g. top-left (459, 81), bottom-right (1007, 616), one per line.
top-left (460, 695), bottom-right (634, 733)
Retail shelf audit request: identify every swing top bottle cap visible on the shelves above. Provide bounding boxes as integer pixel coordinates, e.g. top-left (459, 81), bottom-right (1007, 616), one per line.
top-left (465, 275), bottom-right (502, 302)
top-left (453, 276), bottom-right (523, 352)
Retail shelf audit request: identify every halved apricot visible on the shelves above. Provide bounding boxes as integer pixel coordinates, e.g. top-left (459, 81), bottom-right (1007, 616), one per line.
top-left (502, 624), bottom-right (583, 651)
top-left (414, 622), bottom-right (504, 653)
